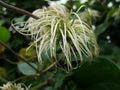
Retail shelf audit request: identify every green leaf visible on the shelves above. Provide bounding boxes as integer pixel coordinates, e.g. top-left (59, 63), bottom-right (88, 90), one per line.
top-left (53, 70), bottom-right (70, 90)
top-left (0, 26), bottom-right (11, 42)
top-left (73, 57), bottom-right (120, 85)
top-left (95, 21), bottom-right (110, 36)
top-left (0, 44), bottom-right (5, 55)
top-left (31, 72), bottom-right (54, 90)
top-left (0, 67), bottom-right (7, 78)
top-left (112, 47), bottom-right (120, 69)
top-left (88, 83), bottom-right (120, 90)
top-left (105, 7), bottom-right (116, 21)
top-left (17, 62), bottom-right (38, 76)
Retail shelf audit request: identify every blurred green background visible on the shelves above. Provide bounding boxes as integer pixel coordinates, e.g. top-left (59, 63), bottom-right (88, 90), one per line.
top-left (0, 0), bottom-right (120, 90)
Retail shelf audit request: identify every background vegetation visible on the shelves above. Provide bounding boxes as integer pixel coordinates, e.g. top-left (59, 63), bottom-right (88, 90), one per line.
top-left (0, 0), bottom-right (120, 90)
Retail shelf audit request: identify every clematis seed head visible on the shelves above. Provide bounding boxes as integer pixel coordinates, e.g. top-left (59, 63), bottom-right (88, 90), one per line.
top-left (12, 4), bottom-right (99, 71)
top-left (0, 82), bottom-right (31, 90)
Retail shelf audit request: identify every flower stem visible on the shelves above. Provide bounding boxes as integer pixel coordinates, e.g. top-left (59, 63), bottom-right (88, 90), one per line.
top-left (31, 78), bottom-right (55, 90)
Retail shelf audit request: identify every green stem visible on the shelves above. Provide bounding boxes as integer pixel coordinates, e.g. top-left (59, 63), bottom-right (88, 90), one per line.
top-left (3, 56), bottom-right (19, 64)
top-left (42, 56), bottom-right (64, 74)
top-left (30, 78), bottom-right (54, 90)
top-left (42, 60), bottom-right (59, 73)
top-left (13, 76), bottom-right (29, 82)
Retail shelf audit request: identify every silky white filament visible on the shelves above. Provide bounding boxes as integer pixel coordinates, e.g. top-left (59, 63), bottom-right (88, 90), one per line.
top-left (12, 4), bottom-right (99, 71)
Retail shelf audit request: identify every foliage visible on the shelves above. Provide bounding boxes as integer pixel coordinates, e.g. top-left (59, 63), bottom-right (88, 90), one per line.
top-left (0, 0), bottom-right (120, 90)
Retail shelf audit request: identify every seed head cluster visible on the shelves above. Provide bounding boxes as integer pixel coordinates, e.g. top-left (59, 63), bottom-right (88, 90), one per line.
top-left (12, 4), bottom-right (99, 70)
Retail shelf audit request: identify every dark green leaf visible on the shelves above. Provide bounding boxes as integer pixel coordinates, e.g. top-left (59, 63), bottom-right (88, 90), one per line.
top-left (105, 7), bottom-right (116, 21)
top-left (53, 70), bottom-right (70, 90)
top-left (31, 72), bottom-right (54, 90)
top-left (73, 57), bottom-right (120, 85)
top-left (88, 83), bottom-right (120, 90)
top-left (95, 21), bottom-right (110, 36)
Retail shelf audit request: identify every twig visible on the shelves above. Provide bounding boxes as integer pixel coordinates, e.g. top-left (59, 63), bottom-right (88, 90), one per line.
top-left (3, 55), bottom-right (37, 64)
top-left (42, 55), bottom-right (64, 74)
top-left (13, 76), bottom-right (29, 82)
top-left (32, 78), bottom-right (55, 90)
top-left (36, 78), bottom-right (54, 90)
top-left (0, 77), bottom-right (8, 83)
top-left (42, 60), bottom-right (59, 73)
top-left (0, 0), bottom-right (39, 19)
top-left (3, 56), bottom-right (19, 64)
top-left (0, 41), bottom-right (40, 73)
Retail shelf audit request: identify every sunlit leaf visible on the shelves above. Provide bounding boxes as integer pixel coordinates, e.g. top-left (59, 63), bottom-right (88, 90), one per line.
top-left (18, 47), bottom-right (36, 60)
top-left (0, 44), bottom-right (5, 55)
top-left (0, 67), bottom-right (7, 78)
top-left (0, 26), bottom-right (11, 42)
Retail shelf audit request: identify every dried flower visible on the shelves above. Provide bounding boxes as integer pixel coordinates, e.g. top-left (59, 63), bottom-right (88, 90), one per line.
top-left (78, 8), bottom-right (100, 24)
top-left (113, 8), bottom-right (120, 21)
top-left (12, 4), bottom-right (99, 71)
top-left (0, 82), bottom-right (31, 90)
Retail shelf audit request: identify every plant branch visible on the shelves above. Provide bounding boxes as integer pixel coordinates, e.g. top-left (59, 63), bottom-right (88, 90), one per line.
top-left (42, 56), bottom-right (64, 74)
top-left (13, 76), bottom-right (29, 82)
top-left (3, 56), bottom-right (19, 64)
top-left (0, 41), bottom-right (40, 73)
top-left (36, 78), bottom-right (54, 90)
top-left (31, 78), bottom-right (55, 90)
top-left (42, 60), bottom-right (59, 73)
top-left (0, 0), bottom-right (39, 19)
top-left (0, 77), bottom-right (8, 83)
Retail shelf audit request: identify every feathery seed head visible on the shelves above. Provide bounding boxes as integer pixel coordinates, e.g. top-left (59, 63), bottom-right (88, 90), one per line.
top-left (12, 4), bottom-right (99, 71)
top-left (0, 82), bottom-right (30, 90)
